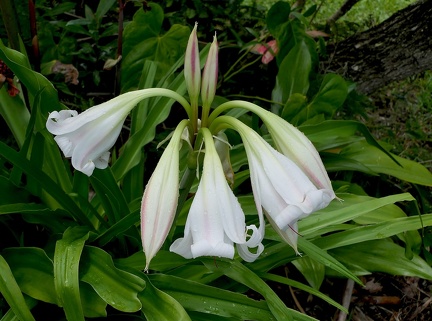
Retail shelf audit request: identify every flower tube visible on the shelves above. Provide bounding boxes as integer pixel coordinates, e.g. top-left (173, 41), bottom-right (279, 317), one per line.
top-left (170, 128), bottom-right (263, 262)
top-left (141, 120), bottom-right (189, 271)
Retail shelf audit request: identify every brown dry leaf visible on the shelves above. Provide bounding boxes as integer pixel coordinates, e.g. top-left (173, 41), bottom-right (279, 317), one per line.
top-left (363, 279), bottom-right (383, 293)
top-left (403, 277), bottom-right (419, 299)
top-left (103, 55), bottom-right (122, 70)
top-left (52, 61), bottom-right (79, 85)
top-left (306, 30), bottom-right (330, 38)
top-left (352, 306), bottom-right (375, 321)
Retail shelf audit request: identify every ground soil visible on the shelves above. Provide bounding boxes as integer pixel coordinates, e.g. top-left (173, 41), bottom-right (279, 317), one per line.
top-left (286, 274), bottom-right (432, 321)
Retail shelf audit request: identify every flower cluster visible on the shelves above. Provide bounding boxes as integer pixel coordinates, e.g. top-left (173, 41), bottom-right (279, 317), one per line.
top-left (46, 23), bottom-right (336, 271)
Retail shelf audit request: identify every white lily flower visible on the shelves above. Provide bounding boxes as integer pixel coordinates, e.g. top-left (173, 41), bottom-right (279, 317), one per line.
top-left (262, 110), bottom-right (335, 195)
top-left (46, 89), bottom-right (190, 176)
top-left (141, 120), bottom-right (189, 271)
top-left (170, 128), bottom-right (264, 262)
top-left (225, 117), bottom-right (335, 253)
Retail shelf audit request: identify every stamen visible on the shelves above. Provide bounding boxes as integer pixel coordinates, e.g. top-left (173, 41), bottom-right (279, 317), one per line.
top-left (288, 225), bottom-right (302, 237)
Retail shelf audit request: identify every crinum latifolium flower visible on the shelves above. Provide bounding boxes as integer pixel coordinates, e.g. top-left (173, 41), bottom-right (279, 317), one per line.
top-left (218, 116), bottom-right (335, 253)
top-left (170, 128), bottom-right (264, 262)
top-left (46, 89), bottom-right (190, 176)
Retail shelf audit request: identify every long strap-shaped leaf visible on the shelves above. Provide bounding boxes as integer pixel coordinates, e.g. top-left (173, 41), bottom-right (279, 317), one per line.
top-left (315, 213), bottom-right (432, 250)
top-left (202, 258), bottom-right (317, 321)
top-left (138, 274), bottom-right (191, 321)
top-left (0, 255), bottom-right (35, 321)
top-left (0, 142), bottom-right (95, 229)
top-left (259, 272), bottom-right (347, 313)
top-left (149, 273), bottom-right (275, 321)
top-left (297, 238), bottom-right (362, 285)
top-left (54, 227), bottom-right (89, 321)
top-left (80, 246), bottom-right (145, 312)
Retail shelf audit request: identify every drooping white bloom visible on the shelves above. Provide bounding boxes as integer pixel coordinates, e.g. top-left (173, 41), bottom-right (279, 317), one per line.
top-left (261, 110), bottom-right (335, 194)
top-left (170, 128), bottom-right (264, 262)
top-left (226, 116), bottom-right (335, 253)
top-left (46, 89), bottom-right (188, 176)
top-left (141, 120), bottom-right (189, 271)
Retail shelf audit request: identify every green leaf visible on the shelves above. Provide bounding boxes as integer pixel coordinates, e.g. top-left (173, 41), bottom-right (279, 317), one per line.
top-left (139, 274), bottom-right (191, 321)
top-left (0, 86), bottom-right (30, 147)
top-left (280, 93), bottom-right (308, 123)
top-left (314, 213), bottom-right (432, 251)
top-left (202, 258), bottom-right (318, 321)
top-left (95, 210), bottom-right (139, 246)
top-left (3, 247), bottom-right (108, 317)
top-left (276, 41), bottom-right (311, 103)
top-left (0, 142), bottom-right (95, 228)
top-left (90, 168), bottom-right (131, 224)
top-left (330, 239), bottom-right (432, 279)
top-left (259, 273), bottom-right (346, 313)
top-left (266, 1), bottom-right (291, 36)
top-left (0, 39), bottom-right (60, 114)
top-left (95, 0), bottom-right (116, 21)
top-left (283, 74), bottom-right (348, 125)
top-left (79, 282), bottom-right (108, 318)
top-left (0, 297), bottom-right (37, 321)
top-left (80, 246), bottom-right (145, 312)
top-left (0, 255), bottom-right (36, 321)
top-left (115, 250), bottom-right (190, 272)
top-left (121, 3), bottom-right (189, 92)
top-left (300, 193), bottom-right (415, 237)
top-left (2, 248), bottom-right (58, 305)
top-left (122, 3), bottom-right (164, 55)
top-left (0, 176), bottom-right (31, 205)
top-left (291, 256), bottom-right (325, 290)
top-left (297, 238), bottom-right (362, 285)
top-left (339, 140), bottom-right (432, 186)
top-left (54, 227), bottom-right (90, 321)
top-left (299, 119), bottom-right (402, 170)
top-left (150, 274), bottom-right (274, 321)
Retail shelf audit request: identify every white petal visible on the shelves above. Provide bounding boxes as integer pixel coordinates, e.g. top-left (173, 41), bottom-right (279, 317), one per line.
top-left (236, 224), bottom-right (264, 262)
top-left (70, 120), bottom-right (124, 176)
top-left (141, 120), bottom-right (188, 270)
top-left (265, 112), bottom-right (334, 193)
top-left (93, 151), bottom-right (110, 169)
top-left (79, 161), bottom-right (96, 177)
top-left (54, 136), bottom-right (74, 157)
top-left (192, 239), bottom-right (235, 259)
top-left (169, 227), bottom-right (194, 259)
top-left (47, 110), bottom-right (89, 135)
top-left (170, 128), bottom-right (264, 261)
